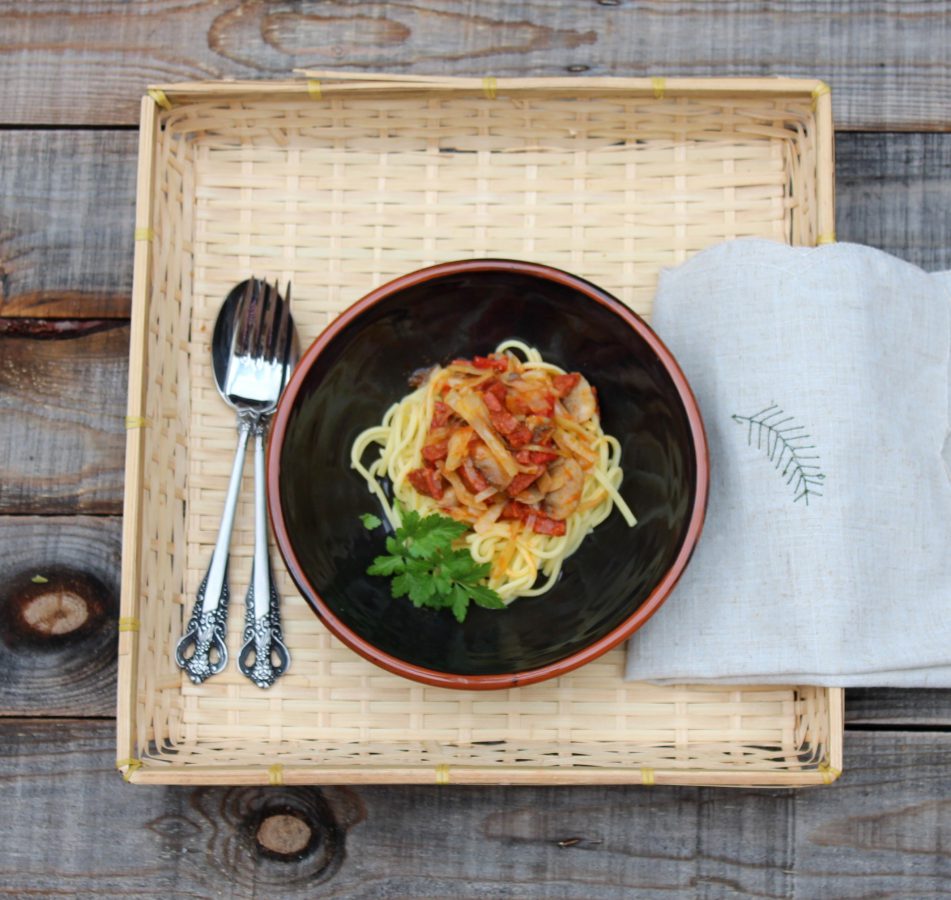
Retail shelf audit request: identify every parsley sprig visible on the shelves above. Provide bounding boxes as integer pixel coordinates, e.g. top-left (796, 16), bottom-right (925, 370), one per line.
top-left (361, 508), bottom-right (506, 622)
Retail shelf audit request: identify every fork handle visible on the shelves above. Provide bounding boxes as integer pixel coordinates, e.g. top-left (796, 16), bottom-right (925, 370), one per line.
top-left (175, 422), bottom-right (250, 683)
top-left (238, 426), bottom-right (290, 688)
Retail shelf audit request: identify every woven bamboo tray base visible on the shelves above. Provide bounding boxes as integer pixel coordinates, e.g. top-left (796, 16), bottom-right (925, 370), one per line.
top-left (119, 76), bottom-right (842, 786)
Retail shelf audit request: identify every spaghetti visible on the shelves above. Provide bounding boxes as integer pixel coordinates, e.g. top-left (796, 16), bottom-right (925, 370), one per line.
top-left (351, 340), bottom-right (636, 602)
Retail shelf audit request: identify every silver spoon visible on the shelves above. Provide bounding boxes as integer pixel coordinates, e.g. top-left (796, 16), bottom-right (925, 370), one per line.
top-left (175, 279), bottom-right (296, 686)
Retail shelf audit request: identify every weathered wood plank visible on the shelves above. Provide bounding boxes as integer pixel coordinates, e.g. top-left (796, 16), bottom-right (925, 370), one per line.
top-left (0, 130), bottom-right (949, 721)
top-left (0, 130), bottom-right (135, 317)
top-left (0, 130), bottom-right (946, 506)
top-left (0, 517), bottom-right (119, 717)
top-left (836, 132), bottom-right (951, 271)
top-left (0, 516), bottom-right (945, 728)
top-left (791, 734), bottom-right (951, 898)
top-left (0, 721), bottom-right (946, 898)
top-left (1, 517), bottom-right (945, 726)
top-left (1, 2), bottom-right (950, 129)
top-left (2, 130), bottom-right (950, 322)
top-left (847, 689), bottom-right (951, 727)
top-left (0, 319), bottom-right (128, 514)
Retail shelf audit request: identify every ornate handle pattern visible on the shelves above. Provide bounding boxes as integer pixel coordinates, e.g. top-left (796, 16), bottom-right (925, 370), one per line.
top-left (237, 427), bottom-right (290, 688)
top-left (175, 572), bottom-right (231, 683)
top-left (238, 565), bottom-right (290, 688)
top-left (175, 423), bottom-right (250, 683)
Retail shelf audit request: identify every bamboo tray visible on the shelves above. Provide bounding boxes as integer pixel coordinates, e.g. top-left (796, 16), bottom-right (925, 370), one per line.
top-left (118, 74), bottom-right (843, 786)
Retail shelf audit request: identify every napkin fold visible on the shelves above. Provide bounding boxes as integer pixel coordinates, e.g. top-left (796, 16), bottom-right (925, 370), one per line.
top-left (624, 240), bottom-right (951, 687)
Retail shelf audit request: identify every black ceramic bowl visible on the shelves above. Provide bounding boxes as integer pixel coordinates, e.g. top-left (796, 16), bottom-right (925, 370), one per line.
top-left (268, 260), bottom-right (707, 689)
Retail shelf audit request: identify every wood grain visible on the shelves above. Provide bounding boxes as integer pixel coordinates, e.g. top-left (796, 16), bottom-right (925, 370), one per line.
top-left (836, 132), bottom-right (951, 270)
top-left (0, 131), bottom-right (948, 721)
top-left (0, 129), bottom-right (946, 505)
top-left (847, 689), bottom-right (951, 728)
top-left (0, 319), bottom-right (128, 514)
top-left (0, 517), bottom-right (119, 717)
top-left (1, 129), bottom-right (950, 325)
top-left (1, 1), bottom-right (950, 128)
top-left (0, 130), bottom-right (136, 318)
top-left (0, 721), bottom-right (947, 898)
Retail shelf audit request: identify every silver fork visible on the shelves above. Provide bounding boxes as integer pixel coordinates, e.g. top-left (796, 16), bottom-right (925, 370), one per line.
top-left (235, 280), bottom-right (295, 688)
top-left (175, 279), bottom-right (294, 686)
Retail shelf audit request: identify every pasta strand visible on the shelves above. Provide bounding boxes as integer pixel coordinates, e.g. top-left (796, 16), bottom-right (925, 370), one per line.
top-left (350, 342), bottom-right (636, 603)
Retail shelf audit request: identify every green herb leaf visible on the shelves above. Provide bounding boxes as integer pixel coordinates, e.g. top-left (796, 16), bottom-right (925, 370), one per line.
top-left (468, 584), bottom-right (507, 609)
top-left (363, 509), bottom-right (505, 622)
top-left (450, 584), bottom-right (470, 623)
top-left (398, 507), bottom-right (423, 538)
top-left (390, 572), bottom-right (414, 599)
top-left (405, 514), bottom-right (469, 559)
top-left (441, 549), bottom-right (487, 581)
top-left (407, 573), bottom-right (436, 605)
top-left (359, 512), bottom-right (383, 530)
top-left (367, 554), bottom-right (404, 577)
top-left (431, 568), bottom-right (453, 597)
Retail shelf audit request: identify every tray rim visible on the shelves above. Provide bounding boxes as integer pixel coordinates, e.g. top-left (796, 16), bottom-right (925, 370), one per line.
top-left (117, 74), bottom-right (841, 787)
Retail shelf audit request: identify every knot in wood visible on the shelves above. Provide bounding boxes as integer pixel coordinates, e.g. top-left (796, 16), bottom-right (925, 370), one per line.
top-left (256, 812), bottom-right (314, 860)
top-left (21, 589), bottom-right (90, 636)
top-left (1, 568), bottom-right (109, 649)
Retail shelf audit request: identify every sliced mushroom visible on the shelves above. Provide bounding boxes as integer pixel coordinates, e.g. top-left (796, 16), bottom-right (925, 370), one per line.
top-left (562, 375), bottom-right (597, 423)
top-left (471, 441), bottom-right (508, 489)
top-left (542, 458), bottom-right (584, 520)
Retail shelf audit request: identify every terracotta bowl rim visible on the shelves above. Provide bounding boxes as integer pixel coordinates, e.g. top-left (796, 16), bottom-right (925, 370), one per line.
top-left (267, 258), bottom-right (709, 690)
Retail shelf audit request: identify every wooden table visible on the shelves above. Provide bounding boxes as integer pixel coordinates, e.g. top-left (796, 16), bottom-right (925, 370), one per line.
top-left (1, 4), bottom-right (948, 896)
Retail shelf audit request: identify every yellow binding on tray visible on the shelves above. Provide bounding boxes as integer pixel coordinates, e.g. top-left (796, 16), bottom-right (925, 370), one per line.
top-left (117, 758), bottom-right (143, 781)
top-left (147, 88), bottom-right (172, 111)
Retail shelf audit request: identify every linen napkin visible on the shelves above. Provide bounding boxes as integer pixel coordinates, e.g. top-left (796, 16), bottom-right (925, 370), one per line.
top-left (624, 239), bottom-right (951, 687)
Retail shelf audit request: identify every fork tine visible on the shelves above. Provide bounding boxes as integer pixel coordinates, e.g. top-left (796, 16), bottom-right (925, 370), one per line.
top-left (247, 278), bottom-right (268, 360)
top-left (266, 279), bottom-right (285, 362)
top-left (232, 278), bottom-right (256, 359)
top-left (260, 280), bottom-right (280, 362)
top-left (261, 281), bottom-right (281, 362)
top-left (273, 281), bottom-right (292, 372)
top-left (255, 281), bottom-right (272, 361)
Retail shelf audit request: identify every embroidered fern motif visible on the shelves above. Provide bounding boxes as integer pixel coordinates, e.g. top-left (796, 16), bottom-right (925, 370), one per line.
top-left (731, 404), bottom-right (826, 504)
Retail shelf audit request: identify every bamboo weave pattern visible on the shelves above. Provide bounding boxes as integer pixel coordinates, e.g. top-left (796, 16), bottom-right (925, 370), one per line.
top-left (121, 80), bottom-right (840, 785)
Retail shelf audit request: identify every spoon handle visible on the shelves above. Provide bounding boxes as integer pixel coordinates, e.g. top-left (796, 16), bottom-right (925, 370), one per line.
top-left (238, 426), bottom-right (290, 688)
top-left (175, 422), bottom-right (250, 683)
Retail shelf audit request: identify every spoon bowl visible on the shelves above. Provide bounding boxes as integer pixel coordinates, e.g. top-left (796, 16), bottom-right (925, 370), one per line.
top-left (212, 280), bottom-right (301, 409)
top-left (211, 282), bottom-right (245, 401)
